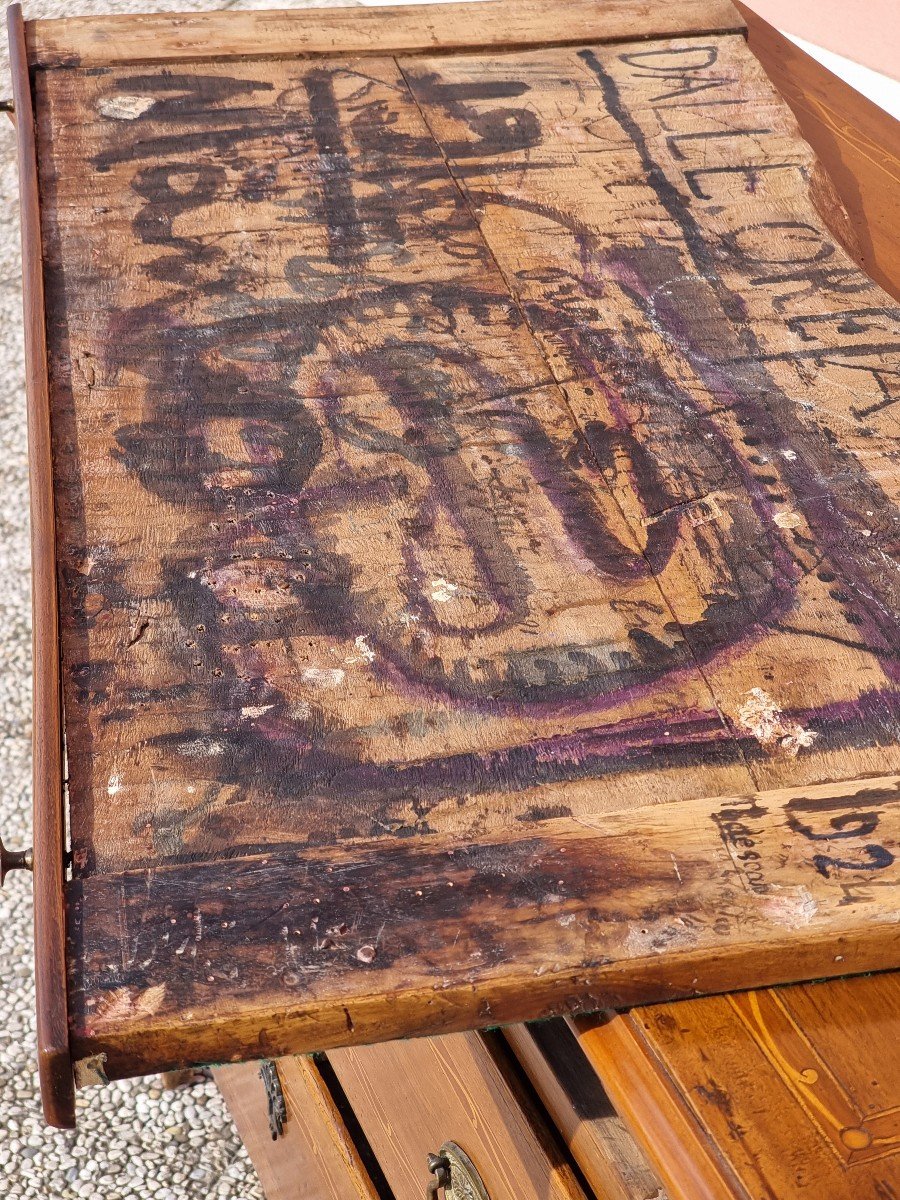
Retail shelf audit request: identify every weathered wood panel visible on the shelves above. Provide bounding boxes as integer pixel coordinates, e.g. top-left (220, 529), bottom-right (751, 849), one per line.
top-left (30, 27), bottom-right (900, 1082)
top-left (67, 776), bottom-right (900, 1079)
top-left (25, 0), bottom-right (744, 70)
top-left (577, 971), bottom-right (900, 1200)
top-left (39, 35), bottom-right (900, 877)
top-left (401, 37), bottom-right (900, 796)
top-left (40, 50), bottom-right (762, 877)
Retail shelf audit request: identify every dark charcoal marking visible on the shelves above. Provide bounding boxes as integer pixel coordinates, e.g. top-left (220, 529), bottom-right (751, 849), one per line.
top-left (578, 48), bottom-right (900, 670)
top-left (304, 69), bottom-right (365, 268)
top-left (665, 127), bottom-right (771, 161)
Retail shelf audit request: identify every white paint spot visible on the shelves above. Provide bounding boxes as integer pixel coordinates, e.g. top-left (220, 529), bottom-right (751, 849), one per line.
top-left (774, 509), bottom-right (803, 530)
top-left (738, 687), bottom-right (818, 756)
top-left (758, 886), bottom-right (818, 927)
top-left (739, 688), bottom-right (780, 743)
top-left (99, 94), bottom-right (156, 120)
top-left (399, 612), bottom-right (420, 627)
top-left (181, 737), bottom-right (226, 758)
top-left (241, 704), bottom-right (274, 720)
top-left (781, 449), bottom-right (798, 461)
top-left (780, 726), bottom-right (818, 754)
top-left (430, 578), bottom-right (459, 603)
top-left (107, 774), bottom-right (122, 797)
top-left (302, 667), bottom-right (345, 689)
top-left (345, 635), bottom-right (376, 664)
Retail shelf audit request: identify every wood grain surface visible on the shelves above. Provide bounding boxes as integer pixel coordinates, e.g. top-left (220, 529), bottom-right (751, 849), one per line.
top-left (576, 971), bottom-right (900, 1200)
top-left (24, 0), bottom-right (744, 69)
top-left (328, 1030), bottom-right (586, 1200)
top-left (739, 3), bottom-right (900, 304)
top-left (24, 19), bottom-right (900, 1086)
top-left (7, 1), bottom-right (74, 1130)
top-left (215, 1056), bottom-right (380, 1200)
top-left (67, 775), bottom-right (900, 1079)
top-left (504, 1021), bottom-right (666, 1200)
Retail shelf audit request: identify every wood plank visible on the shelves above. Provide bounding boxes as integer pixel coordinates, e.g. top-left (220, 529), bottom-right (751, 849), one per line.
top-left (67, 775), bottom-right (900, 1080)
top-left (37, 33), bottom-right (900, 881)
top-left (574, 1012), bottom-right (745, 1200)
top-left (7, 2), bottom-right (74, 1130)
top-left (215, 1056), bottom-right (380, 1200)
top-left (740, 3), bottom-right (900, 304)
top-left (24, 0), bottom-right (744, 70)
top-left (328, 1030), bottom-right (585, 1200)
top-left (575, 971), bottom-right (900, 1200)
top-left (504, 1021), bottom-right (667, 1200)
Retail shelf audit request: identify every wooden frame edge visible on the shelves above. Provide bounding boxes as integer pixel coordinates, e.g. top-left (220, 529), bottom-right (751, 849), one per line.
top-left (736, 0), bottom-right (900, 304)
top-left (8, 0), bottom-right (75, 1130)
top-left (22, 0), bottom-right (746, 70)
top-left (67, 775), bottom-right (900, 1081)
top-left (71, 920), bottom-right (900, 1083)
top-left (572, 1012), bottom-right (747, 1200)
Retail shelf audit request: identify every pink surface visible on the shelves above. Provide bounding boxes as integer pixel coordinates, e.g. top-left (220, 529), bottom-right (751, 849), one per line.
top-left (741, 0), bottom-right (900, 80)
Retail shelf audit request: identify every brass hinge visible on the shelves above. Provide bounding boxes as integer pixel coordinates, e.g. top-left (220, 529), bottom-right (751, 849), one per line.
top-left (260, 1060), bottom-right (287, 1140)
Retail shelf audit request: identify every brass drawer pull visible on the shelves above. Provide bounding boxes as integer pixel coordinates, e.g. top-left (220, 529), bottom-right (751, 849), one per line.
top-left (426, 1143), bottom-right (490, 1200)
top-left (0, 835), bottom-right (33, 887)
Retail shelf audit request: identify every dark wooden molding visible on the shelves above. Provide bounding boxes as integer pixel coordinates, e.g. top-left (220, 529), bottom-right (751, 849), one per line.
top-left (8, 0), bottom-right (75, 1130)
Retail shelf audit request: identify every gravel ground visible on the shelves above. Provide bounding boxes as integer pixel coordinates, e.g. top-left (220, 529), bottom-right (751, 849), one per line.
top-left (0, 1), bottom-right (455, 1196)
